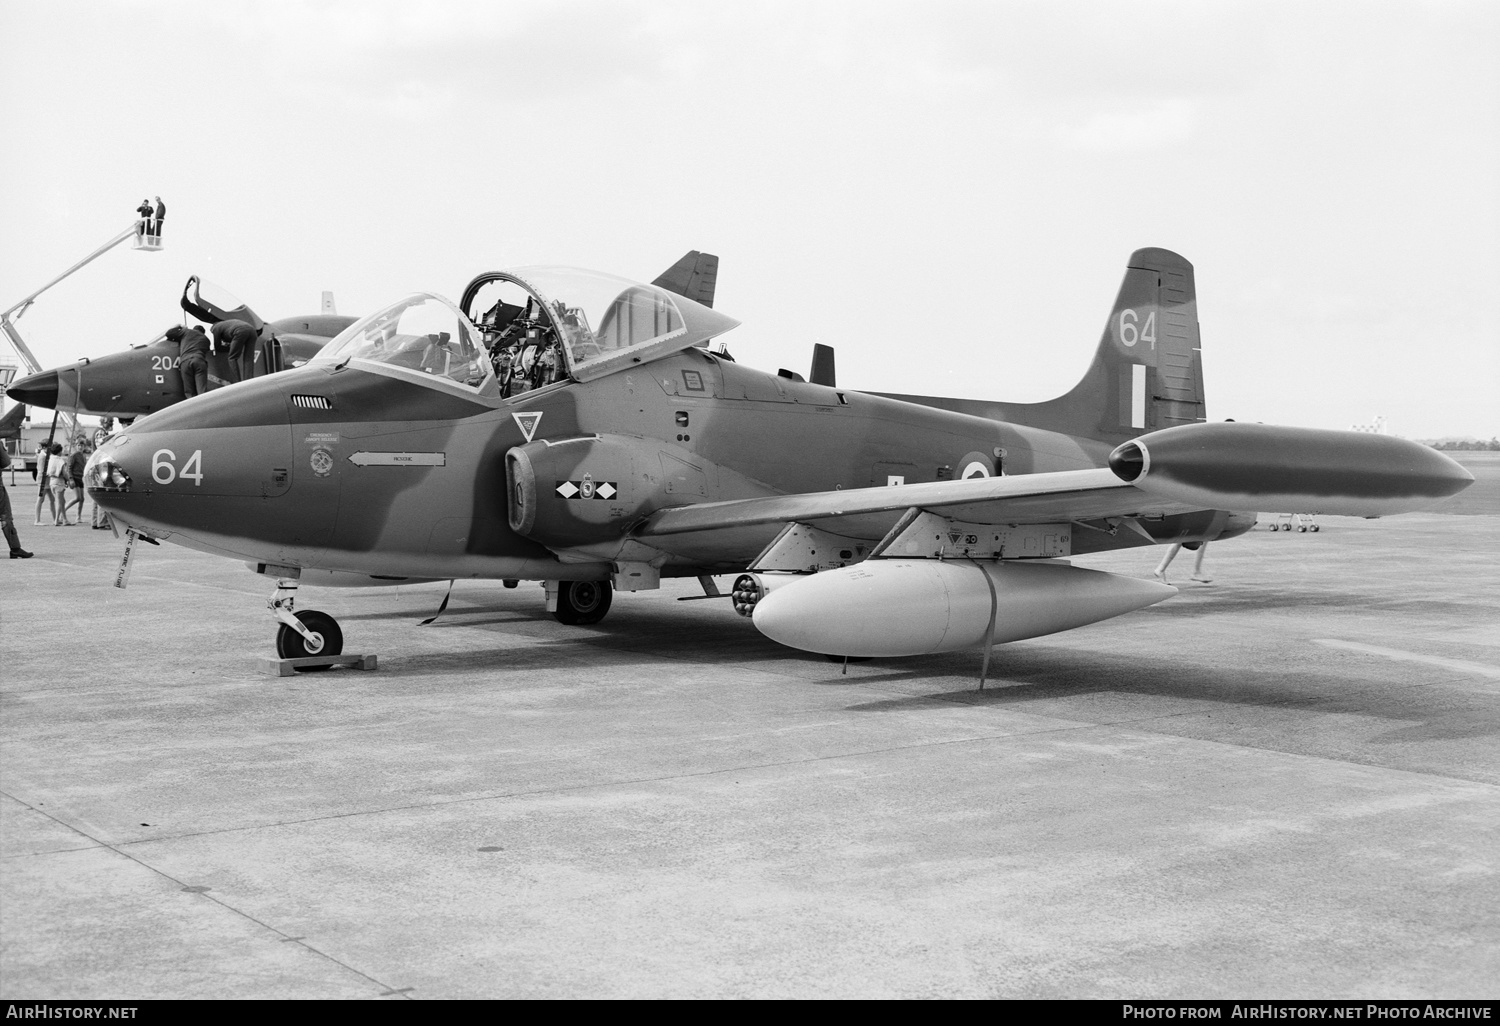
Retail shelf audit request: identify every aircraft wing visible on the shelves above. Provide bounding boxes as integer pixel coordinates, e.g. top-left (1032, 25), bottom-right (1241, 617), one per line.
top-left (636, 468), bottom-right (1196, 542)
top-left (636, 423), bottom-right (1476, 544)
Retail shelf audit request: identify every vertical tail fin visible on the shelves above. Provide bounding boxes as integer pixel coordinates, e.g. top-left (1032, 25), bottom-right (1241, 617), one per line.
top-left (809, 343), bottom-right (836, 387)
top-left (652, 251), bottom-right (720, 309)
top-left (874, 248), bottom-right (1206, 447)
top-left (1005, 247), bottom-right (1205, 443)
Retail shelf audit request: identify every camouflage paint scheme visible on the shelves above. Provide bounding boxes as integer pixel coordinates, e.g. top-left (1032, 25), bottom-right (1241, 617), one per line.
top-left (83, 248), bottom-right (1473, 646)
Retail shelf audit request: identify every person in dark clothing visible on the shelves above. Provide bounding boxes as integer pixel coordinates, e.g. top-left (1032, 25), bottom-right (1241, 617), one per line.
top-left (169, 324), bottom-right (211, 397)
top-left (212, 319), bottom-right (260, 383)
top-left (136, 198), bottom-right (153, 238)
top-left (153, 196), bottom-right (165, 238)
top-left (63, 441), bottom-right (89, 525)
top-left (1, 448), bottom-right (33, 557)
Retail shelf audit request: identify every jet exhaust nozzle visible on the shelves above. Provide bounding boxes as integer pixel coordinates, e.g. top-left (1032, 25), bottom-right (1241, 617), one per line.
top-left (751, 559), bottom-right (1176, 657)
top-left (1109, 422), bottom-right (1474, 516)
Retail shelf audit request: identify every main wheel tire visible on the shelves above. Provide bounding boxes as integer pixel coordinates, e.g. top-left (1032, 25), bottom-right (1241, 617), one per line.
top-left (553, 580), bottom-right (613, 625)
top-left (276, 610), bottom-right (344, 669)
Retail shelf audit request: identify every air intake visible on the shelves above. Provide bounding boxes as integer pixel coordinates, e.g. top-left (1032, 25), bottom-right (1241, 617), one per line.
top-left (290, 395), bottom-right (333, 410)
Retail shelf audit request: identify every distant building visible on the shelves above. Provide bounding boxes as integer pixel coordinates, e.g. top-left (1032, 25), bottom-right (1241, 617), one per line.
top-left (1350, 415), bottom-right (1389, 435)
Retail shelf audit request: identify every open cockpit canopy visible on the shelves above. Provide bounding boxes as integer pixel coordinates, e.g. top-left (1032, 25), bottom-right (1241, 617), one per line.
top-left (461, 267), bottom-right (739, 388)
top-left (180, 275), bottom-right (264, 332)
top-left (310, 268), bottom-right (740, 401)
top-left (312, 293), bottom-right (495, 395)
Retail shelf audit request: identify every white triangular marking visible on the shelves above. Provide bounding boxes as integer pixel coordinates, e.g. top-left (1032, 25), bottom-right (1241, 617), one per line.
top-left (513, 411), bottom-right (543, 443)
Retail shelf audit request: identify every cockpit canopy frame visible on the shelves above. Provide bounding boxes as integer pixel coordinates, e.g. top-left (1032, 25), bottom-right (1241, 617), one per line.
top-left (461, 266), bottom-right (740, 385)
top-left (311, 292), bottom-right (497, 396)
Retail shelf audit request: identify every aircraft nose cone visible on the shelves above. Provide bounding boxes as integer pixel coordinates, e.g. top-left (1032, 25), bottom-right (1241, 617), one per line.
top-left (6, 369), bottom-right (59, 410)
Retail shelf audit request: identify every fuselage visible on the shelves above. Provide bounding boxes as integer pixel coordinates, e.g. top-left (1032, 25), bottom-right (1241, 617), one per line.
top-left (86, 347), bottom-right (1241, 583)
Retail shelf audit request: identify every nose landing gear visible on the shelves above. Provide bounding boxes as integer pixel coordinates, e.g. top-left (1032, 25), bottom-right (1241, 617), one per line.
top-left (269, 579), bottom-right (344, 668)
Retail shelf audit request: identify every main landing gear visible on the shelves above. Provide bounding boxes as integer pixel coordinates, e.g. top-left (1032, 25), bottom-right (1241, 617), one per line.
top-left (550, 580), bottom-right (613, 625)
top-left (270, 579), bottom-right (344, 668)
top-left (1268, 513), bottom-right (1320, 532)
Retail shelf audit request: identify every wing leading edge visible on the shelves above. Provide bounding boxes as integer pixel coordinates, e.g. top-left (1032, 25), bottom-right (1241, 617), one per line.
top-left (635, 468), bottom-right (1198, 542)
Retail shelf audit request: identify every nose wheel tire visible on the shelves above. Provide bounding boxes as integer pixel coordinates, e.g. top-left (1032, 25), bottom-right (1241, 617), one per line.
top-left (276, 610), bottom-right (344, 668)
top-left (552, 580), bottom-right (612, 625)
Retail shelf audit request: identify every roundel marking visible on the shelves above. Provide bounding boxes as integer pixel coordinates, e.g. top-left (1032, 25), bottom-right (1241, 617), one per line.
top-left (957, 451), bottom-right (994, 480)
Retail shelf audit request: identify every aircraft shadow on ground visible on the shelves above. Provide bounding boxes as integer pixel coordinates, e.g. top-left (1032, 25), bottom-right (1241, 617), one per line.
top-left (839, 647), bottom-right (1500, 747)
top-left (338, 601), bottom-right (535, 624)
top-left (377, 646), bottom-right (574, 678)
top-left (1143, 589), bottom-right (1487, 620)
top-left (336, 588), bottom-right (1499, 748)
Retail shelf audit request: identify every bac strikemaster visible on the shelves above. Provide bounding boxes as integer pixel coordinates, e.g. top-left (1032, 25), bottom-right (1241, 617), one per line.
top-left (85, 249), bottom-right (1473, 664)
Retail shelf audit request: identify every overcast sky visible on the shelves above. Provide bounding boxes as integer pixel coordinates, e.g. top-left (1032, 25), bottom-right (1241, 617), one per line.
top-left (2, 0), bottom-right (1495, 437)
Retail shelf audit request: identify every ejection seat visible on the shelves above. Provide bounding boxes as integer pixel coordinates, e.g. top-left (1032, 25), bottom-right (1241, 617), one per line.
top-left (419, 333), bottom-right (454, 376)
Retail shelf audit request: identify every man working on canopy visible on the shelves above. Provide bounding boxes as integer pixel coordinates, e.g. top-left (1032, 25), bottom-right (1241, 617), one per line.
top-left (212, 319), bottom-right (260, 383)
top-left (167, 324), bottom-right (211, 398)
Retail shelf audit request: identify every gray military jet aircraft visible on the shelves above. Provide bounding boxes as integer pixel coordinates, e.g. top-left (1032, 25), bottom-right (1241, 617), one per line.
top-left (84, 248), bottom-right (1472, 665)
top-left (5, 277), bottom-right (357, 423)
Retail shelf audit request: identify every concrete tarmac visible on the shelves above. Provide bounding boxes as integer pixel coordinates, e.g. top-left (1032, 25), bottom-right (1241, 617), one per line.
top-left (2, 478), bottom-right (1498, 998)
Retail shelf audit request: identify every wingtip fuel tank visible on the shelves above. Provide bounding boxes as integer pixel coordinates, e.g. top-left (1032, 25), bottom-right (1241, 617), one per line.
top-left (751, 560), bottom-right (1177, 657)
top-left (1109, 422), bottom-right (1474, 517)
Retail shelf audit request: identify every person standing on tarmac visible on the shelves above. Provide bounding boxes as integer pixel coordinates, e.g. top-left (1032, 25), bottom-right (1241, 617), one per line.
top-left (1, 448), bottom-right (34, 558)
top-left (33, 444), bottom-right (57, 526)
top-left (62, 440), bottom-right (89, 526)
top-left (212, 319), bottom-right (259, 383)
top-left (1154, 541), bottom-right (1212, 585)
top-left (168, 324), bottom-right (211, 398)
top-left (44, 443), bottom-right (70, 526)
